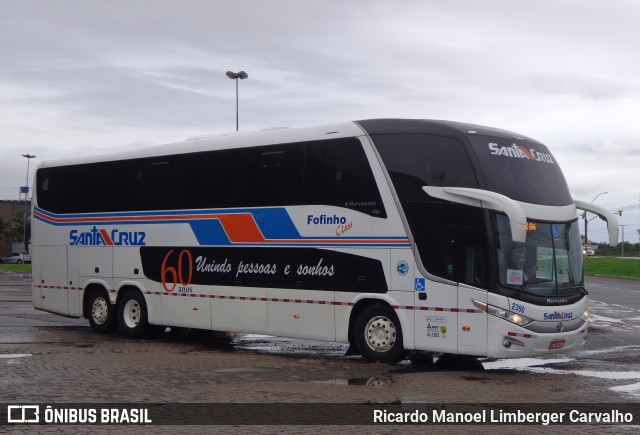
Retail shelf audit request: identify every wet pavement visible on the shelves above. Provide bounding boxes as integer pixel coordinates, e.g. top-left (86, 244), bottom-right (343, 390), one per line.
top-left (1, 270), bottom-right (639, 433)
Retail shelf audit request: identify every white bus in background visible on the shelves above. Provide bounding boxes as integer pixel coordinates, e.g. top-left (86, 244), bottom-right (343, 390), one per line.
top-left (31, 119), bottom-right (619, 363)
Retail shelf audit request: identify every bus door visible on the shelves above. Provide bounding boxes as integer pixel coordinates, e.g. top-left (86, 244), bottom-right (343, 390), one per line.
top-left (413, 224), bottom-right (488, 355)
top-left (457, 227), bottom-right (488, 356)
top-left (413, 224), bottom-right (459, 353)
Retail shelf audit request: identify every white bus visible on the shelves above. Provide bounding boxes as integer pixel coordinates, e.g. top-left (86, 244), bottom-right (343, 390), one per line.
top-left (32, 119), bottom-right (619, 363)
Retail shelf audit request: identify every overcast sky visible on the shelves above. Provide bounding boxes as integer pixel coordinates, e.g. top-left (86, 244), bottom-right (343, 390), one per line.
top-left (2, 0), bottom-right (639, 243)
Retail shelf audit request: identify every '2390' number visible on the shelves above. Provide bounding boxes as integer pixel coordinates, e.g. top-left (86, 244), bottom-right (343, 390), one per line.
top-left (511, 302), bottom-right (526, 314)
top-left (161, 249), bottom-right (193, 292)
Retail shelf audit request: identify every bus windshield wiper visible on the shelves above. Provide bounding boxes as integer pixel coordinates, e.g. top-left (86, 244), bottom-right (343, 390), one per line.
top-left (559, 284), bottom-right (588, 295)
top-left (512, 283), bottom-right (528, 299)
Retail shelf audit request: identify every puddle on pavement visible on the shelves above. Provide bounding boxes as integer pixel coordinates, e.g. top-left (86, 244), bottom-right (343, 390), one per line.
top-left (231, 334), bottom-right (349, 359)
top-left (0, 353), bottom-right (32, 359)
top-left (403, 353), bottom-right (485, 371)
top-left (51, 342), bottom-right (97, 349)
top-left (313, 375), bottom-right (393, 387)
top-left (460, 376), bottom-right (490, 382)
top-left (21, 325), bottom-right (638, 399)
top-left (312, 355), bottom-right (491, 389)
top-left (483, 356), bottom-right (640, 398)
top-left (482, 357), bottom-right (573, 370)
top-left (214, 367), bottom-right (275, 373)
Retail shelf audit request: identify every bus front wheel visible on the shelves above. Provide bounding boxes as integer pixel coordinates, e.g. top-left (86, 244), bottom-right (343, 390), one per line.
top-left (118, 291), bottom-right (164, 338)
top-left (354, 303), bottom-right (405, 364)
top-left (86, 288), bottom-right (118, 334)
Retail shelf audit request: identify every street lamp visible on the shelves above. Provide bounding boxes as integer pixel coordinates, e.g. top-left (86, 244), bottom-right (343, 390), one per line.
top-left (226, 70), bottom-right (248, 131)
top-left (21, 154), bottom-right (36, 253)
top-left (583, 191), bottom-right (607, 254)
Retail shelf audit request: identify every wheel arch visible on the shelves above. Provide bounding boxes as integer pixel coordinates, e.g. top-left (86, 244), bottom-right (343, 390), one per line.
top-left (83, 282), bottom-right (118, 333)
top-left (117, 285), bottom-right (165, 338)
top-left (115, 284), bottom-right (143, 304)
top-left (82, 282), bottom-right (111, 319)
top-left (347, 296), bottom-right (414, 351)
top-left (116, 283), bottom-right (160, 326)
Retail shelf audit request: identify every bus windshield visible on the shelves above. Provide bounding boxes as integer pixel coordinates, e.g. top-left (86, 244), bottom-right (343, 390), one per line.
top-left (468, 135), bottom-right (573, 206)
top-left (494, 214), bottom-right (584, 296)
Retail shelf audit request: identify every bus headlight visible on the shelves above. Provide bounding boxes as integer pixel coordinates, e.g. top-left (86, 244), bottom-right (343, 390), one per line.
top-left (580, 310), bottom-right (589, 321)
top-left (473, 300), bottom-right (533, 327)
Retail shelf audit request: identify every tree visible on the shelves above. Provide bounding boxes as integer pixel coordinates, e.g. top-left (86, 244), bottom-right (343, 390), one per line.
top-left (10, 209), bottom-right (31, 247)
top-left (0, 217), bottom-right (7, 241)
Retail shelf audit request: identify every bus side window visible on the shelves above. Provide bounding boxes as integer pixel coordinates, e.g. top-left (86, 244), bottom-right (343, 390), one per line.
top-left (100, 160), bottom-right (136, 212)
top-left (36, 168), bottom-right (66, 213)
top-left (459, 227), bottom-right (488, 288)
top-left (259, 150), bottom-right (284, 169)
top-left (304, 138), bottom-right (386, 217)
top-left (416, 224), bottom-right (487, 288)
top-left (134, 156), bottom-right (186, 211)
top-left (64, 164), bottom-right (100, 213)
top-left (416, 224), bottom-right (458, 281)
top-left (404, 199), bottom-right (488, 287)
top-left (188, 149), bottom-right (241, 209)
top-left (240, 144), bottom-right (304, 207)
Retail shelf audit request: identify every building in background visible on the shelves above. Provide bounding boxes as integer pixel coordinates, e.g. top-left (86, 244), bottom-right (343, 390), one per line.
top-left (0, 200), bottom-right (31, 256)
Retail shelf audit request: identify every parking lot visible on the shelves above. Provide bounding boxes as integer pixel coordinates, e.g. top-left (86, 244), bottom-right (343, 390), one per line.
top-left (1, 269), bottom-right (638, 433)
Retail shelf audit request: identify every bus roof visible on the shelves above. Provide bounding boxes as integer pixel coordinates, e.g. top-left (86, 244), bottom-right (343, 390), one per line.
top-left (355, 118), bottom-right (540, 144)
top-left (37, 121), bottom-right (363, 169)
top-left (37, 118), bottom-right (541, 170)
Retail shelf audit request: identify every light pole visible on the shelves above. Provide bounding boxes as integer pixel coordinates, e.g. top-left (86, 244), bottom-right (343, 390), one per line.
top-left (620, 225), bottom-right (628, 257)
top-left (225, 70), bottom-right (248, 131)
top-left (21, 154), bottom-right (36, 253)
top-left (583, 191), bottom-right (607, 254)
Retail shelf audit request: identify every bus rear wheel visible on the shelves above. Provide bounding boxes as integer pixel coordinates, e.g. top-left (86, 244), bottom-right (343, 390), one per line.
top-left (354, 303), bottom-right (405, 364)
top-left (86, 288), bottom-right (118, 334)
top-left (118, 290), bottom-right (164, 338)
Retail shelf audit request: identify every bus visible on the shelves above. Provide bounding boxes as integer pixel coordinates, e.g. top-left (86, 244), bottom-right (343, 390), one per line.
top-left (31, 119), bottom-right (619, 363)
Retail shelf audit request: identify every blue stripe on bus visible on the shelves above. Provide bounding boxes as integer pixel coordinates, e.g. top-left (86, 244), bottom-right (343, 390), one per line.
top-left (34, 206), bottom-right (411, 247)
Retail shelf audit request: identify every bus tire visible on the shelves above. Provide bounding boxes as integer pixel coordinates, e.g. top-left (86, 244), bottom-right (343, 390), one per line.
top-left (118, 290), bottom-right (164, 338)
top-left (86, 288), bottom-right (118, 334)
top-left (354, 303), bottom-right (405, 364)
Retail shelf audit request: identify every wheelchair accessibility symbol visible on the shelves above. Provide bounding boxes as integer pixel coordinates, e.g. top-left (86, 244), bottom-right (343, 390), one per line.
top-left (415, 278), bottom-right (426, 292)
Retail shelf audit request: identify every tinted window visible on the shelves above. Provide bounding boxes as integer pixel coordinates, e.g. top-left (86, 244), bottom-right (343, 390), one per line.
top-left (468, 135), bottom-right (573, 206)
top-left (38, 161), bottom-right (136, 213)
top-left (36, 138), bottom-right (386, 218)
top-left (240, 144), bottom-right (304, 207)
top-left (36, 167), bottom-right (66, 213)
top-left (134, 156), bottom-right (186, 211)
top-left (370, 134), bottom-right (488, 283)
top-left (407, 202), bottom-right (488, 287)
top-left (101, 160), bottom-right (136, 212)
top-left (372, 134), bottom-right (478, 202)
top-left (186, 149), bottom-right (241, 209)
top-left (304, 138), bottom-right (385, 217)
